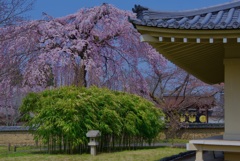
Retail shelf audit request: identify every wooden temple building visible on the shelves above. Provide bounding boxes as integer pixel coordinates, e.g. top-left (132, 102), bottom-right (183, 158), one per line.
top-left (130, 1), bottom-right (240, 161)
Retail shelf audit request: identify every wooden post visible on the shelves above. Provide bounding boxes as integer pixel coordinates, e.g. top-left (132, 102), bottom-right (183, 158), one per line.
top-left (195, 150), bottom-right (203, 161)
top-left (8, 143), bottom-right (11, 151)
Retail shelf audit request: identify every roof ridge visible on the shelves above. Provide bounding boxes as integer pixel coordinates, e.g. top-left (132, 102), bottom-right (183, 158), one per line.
top-left (134, 1), bottom-right (240, 19)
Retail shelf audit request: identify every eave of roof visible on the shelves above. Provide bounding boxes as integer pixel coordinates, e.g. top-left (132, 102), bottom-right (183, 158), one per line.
top-left (130, 2), bottom-right (240, 84)
top-left (136, 26), bottom-right (240, 84)
top-left (131, 1), bottom-right (240, 29)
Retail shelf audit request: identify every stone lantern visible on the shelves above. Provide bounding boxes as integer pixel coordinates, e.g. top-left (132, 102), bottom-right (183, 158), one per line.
top-left (86, 130), bottom-right (101, 156)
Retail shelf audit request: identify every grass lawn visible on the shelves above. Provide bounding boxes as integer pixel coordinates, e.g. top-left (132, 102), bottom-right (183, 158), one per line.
top-left (0, 147), bottom-right (186, 161)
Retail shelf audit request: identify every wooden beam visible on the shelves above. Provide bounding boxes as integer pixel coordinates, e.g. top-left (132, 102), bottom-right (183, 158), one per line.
top-left (140, 34), bottom-right (158, 43)
top-left (136, 25), bottom-right (240, 39)
top-left (196, 38), bottom-right (201, 43)
top-left (223, 38), bottom-right (227, 43)
top-left (159, 37), bottom-right (163, 42)
top-left (209, 38), bottom-right (214, 43)
top-left (183, 38), bottom-right (188, 43)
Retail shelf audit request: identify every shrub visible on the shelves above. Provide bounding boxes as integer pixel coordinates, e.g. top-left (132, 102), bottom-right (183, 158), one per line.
top-left (20, 86), bottom-right (165, 153)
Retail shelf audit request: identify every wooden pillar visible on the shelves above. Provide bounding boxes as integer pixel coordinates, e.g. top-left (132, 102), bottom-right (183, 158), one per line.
top-left (224, 45), bottom-right (240, 140)
top-left (224, 58), bottom-right (240, 140)
top-left (195, 150), bottom-right (203, 161)
top-left (224, 45), bottom-right (240, 160)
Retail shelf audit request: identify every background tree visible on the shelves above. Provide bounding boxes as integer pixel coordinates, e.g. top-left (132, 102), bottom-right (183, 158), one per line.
top-left (1, 4), bottom-right (165, 91)
top-left (0, 0), bottom-right (35, 81)
top-left (0, 3), bottom-right (224, 129)
top-left (0, 4), bottom-right (166, 125)
top-left (0, 0), bottom-right (35, 26)
top-left (0, 0), bottom-right (35, 125)
top-left (146, 64), bottom-right (224, 140)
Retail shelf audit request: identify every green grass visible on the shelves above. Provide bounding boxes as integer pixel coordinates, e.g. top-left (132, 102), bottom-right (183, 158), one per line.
top-left (0, 146), bottom-right (186, 161)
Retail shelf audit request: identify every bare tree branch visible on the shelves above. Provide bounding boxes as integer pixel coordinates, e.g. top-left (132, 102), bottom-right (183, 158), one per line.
top-left (0, 0), bottom-right (35, 26)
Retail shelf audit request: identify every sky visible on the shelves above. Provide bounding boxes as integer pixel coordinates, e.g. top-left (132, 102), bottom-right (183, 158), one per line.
top-left (29, 0), bottom-right (234, 20)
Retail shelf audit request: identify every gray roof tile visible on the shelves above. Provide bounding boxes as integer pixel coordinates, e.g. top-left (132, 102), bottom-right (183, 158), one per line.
top-left (0, 126), bottom-right (30, 132)
top-left (130, 1), bottom-right (240, 29)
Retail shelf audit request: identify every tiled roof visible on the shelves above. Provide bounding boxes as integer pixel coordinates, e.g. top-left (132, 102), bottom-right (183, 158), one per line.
top-left (188, 123), bottom-right (224, 129)
top-left (131, 1), bottom-right (240, 29)
top-left (165, 123), bottom-right (224, 129)
top-left (0, 126), bottom-right (30, 132)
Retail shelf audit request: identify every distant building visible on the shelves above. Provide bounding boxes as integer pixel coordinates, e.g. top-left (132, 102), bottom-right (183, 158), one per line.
top-left (163, 95), bottom-right (224, 123)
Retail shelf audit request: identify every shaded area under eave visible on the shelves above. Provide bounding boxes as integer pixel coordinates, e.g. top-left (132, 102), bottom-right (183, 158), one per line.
top-left (146, 37), bottom-right (225, 84)
top-left (133, 25), bottom-right (240, 84)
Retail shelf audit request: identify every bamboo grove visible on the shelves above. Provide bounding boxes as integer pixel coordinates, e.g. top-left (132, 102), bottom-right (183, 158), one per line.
top-left (20, 86), bottom-right (165, 154)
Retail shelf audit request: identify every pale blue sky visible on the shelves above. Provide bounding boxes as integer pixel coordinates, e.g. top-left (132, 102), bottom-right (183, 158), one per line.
top-left (29, 0), bottom-right (233, 20)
